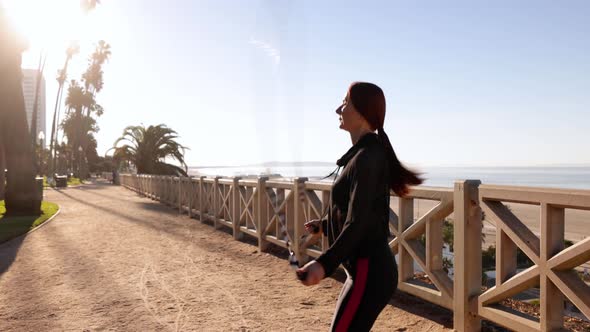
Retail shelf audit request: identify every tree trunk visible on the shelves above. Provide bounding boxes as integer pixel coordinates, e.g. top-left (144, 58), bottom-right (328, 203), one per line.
top-left (0, 143), bottom-right (5, 201)
top-left (48, 98), bottom-right (58, 175)
top-left (48, 83), bottom-right (63, 177)
top-left (49, 58), bottom-right (70, 177)
top-left (0, 21), bottom-right (42, 215)
top-left (30, 55), bottom-right (46, 175)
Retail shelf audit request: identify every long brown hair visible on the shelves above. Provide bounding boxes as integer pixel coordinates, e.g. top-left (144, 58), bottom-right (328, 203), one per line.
top-left (348, 82), bottom-right (423, 197)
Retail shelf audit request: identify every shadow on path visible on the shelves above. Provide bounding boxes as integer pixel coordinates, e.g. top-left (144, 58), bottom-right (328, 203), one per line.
top-left (0, 235), bottom-right (27, 277)
top-left (0, 211), bottom-right (48, 277)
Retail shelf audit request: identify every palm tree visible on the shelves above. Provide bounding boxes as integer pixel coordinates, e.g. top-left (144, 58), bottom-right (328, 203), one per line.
top-left (65, 80), bottom-right (95, 113)
top-left (109, 125), bottom-right (189, 176)
top-left (62, 79), bottom-right (95, 177)
top-left (62, 118), bottom-right (98, 178)
top-left (55, 141), bottom-right (70, 174)
top-left (82, 40), bottom-right (111, 101)
top-left (67, 40), bottom-right (110, 178)
top-left (49, 3), bottom-right (103, 177)
top-left (48, 42), bottom-right (79, 176)
top-left (0, 9), bottom-right (41, 215)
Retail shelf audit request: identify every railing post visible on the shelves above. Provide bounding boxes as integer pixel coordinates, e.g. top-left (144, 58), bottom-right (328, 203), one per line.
top-left (161, 176), bottom-right (164, 201)
top-left (150, 176), bottom-right (154, 199)
top-left (165, 177), bottom-right (168, 204)
top-left (257, 176), bottom-right (270, 252)
top-left (232, 177), bottom-right (243, 240)
top-left (157, 176), bottom-right (161, 201)
top-left (188, 178), bottom-right (193, 218)
top-left (170, 177), bottom-right (175, 206)
top-left (213, 176), bottom-right (221, 229)
top-left (174, 177), bottom-right (178, 207)
top-left (199, 176), bottom-right (205, 222)
top-left (178, 177), bottom-right (182, 214)
top-left (321, 190), bottom-right (330, 252)
top-left (399, 197), bottom-right (415, 283)
top-left (540, 203), bottom-right (565, 331)
top-left (163, 177), bottom-right (168, 204)
top-left (453, 180), bottom-right (482, 332)
top-left (168, 176), bottom-right (172, 204)
top-left (164, 177), bottom-right (169, 204)
top-left (172, 177), bottom-right (175, 206)
top-left (293, 177), bottom-right (308, 264)
top-left (155, 176), bottom-right (158, 200)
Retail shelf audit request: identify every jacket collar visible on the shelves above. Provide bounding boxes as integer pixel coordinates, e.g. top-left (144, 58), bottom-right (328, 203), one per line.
top-left (336, 132), bottom-right (378, 167)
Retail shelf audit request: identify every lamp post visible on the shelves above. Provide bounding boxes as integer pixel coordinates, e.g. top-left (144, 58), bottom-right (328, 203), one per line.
top-left (38, 131), bottom-right (45, 175)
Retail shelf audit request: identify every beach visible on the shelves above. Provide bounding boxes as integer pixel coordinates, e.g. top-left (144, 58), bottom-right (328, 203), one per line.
top-left (388, 196), bottom-right (590, 248)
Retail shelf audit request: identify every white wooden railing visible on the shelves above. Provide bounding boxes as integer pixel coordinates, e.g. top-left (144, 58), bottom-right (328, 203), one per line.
top-left (119, 174), bottom-right (590, 332)
top-left (477, 185), bottom-right (590, 331)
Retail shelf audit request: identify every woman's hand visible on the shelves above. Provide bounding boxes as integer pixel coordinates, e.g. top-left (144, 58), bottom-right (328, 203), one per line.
top-left (304, 219), bottom-right (322, 235)
top-left (297, 260), bottom-right (325, 286)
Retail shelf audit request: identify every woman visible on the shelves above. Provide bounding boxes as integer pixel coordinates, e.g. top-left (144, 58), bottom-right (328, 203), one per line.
top-left (297, 82), bottom-right (423, 331)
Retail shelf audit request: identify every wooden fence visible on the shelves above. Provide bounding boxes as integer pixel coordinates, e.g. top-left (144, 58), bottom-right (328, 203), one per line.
top-left (119, 174), bottom-right (590, 332)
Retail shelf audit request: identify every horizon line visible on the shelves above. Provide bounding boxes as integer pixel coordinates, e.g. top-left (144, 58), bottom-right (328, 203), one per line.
top-left (188, 162), bottom-right (590, 168)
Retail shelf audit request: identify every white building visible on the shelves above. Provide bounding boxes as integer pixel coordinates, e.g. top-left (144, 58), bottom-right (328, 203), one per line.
top-left (21, 68), bottom-right (46, 147)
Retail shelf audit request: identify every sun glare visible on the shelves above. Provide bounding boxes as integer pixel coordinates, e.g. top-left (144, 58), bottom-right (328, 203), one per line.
top-left (3, 0), bottom-right (99, 58)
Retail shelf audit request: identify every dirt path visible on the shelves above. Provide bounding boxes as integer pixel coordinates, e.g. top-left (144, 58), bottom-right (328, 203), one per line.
top-left (0, 181), bottom-right (453, 331)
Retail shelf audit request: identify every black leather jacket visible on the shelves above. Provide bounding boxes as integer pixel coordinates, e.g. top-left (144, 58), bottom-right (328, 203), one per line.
top-left (316, 133), bottom-right (391, 276)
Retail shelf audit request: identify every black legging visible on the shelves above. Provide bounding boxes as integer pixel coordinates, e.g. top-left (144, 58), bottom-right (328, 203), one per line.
top-left (330, 246), bottom-right (397, 332)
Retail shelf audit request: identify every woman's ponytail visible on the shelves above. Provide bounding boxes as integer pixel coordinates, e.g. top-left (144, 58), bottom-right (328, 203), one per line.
top-left (377, 128), bottom-right (423, 197)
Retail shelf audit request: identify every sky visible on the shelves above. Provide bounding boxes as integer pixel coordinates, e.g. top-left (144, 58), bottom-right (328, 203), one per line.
top-left (5, 0), bottom-right (590, 167)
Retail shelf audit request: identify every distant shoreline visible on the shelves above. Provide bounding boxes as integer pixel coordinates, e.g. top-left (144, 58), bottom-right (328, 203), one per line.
top-left (190, 163), bottom-right (590, 169)
top-left (190, 162), bottom-right (336, 169)
top-left (187, 164), bottom-right (590, 190)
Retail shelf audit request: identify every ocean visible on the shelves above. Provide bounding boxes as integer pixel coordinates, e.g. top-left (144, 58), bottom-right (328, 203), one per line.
top-left (188, 165), bottom-right (590, 190)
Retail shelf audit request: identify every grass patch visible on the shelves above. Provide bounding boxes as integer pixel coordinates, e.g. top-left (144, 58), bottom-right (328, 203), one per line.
top-left (68, 177), bottom-right (83, 186)
top-left (0, 200), bottom-right (60, 244)
top-left (42, 176), bottom-right (83, 187)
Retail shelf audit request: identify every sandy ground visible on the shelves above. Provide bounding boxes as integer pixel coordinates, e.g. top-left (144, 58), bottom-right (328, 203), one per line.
top-left (0, 181), bottom-right (453, 332)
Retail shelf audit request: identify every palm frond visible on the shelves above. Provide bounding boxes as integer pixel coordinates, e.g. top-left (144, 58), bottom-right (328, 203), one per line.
top-left (110, 124), bottom-right (188, 175)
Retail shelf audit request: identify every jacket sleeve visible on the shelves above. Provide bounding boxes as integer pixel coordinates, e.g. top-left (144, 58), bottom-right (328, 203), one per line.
top-left (316, 153), bottom-right (380, 277)
top-left (321, 219), bottom-right (328, 236)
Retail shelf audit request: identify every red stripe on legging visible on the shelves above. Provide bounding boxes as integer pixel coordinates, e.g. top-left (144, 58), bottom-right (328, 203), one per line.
top-left (335, 258), bottom-right (369, 332)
